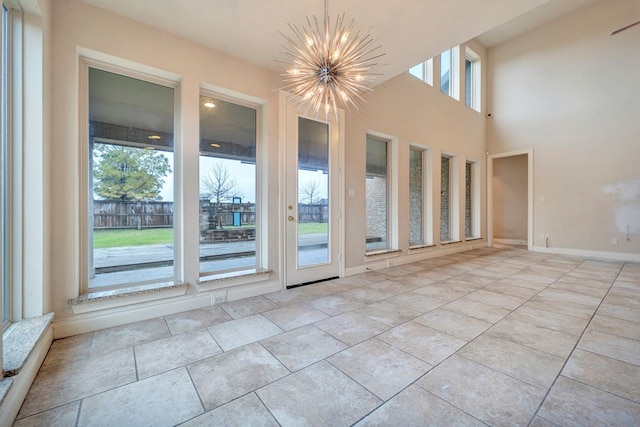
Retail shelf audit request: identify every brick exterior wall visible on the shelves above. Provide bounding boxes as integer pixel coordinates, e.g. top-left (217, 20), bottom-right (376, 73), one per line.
top-left (409, 149), bottom-right (423, 245)
top-left (365, 175), bottom-right (388, 243)
top-left (440, 156), bottom-right (450, 241)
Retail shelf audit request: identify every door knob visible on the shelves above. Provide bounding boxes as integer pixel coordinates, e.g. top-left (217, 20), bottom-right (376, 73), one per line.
top-left (288, 215), bottom-right (296, 222)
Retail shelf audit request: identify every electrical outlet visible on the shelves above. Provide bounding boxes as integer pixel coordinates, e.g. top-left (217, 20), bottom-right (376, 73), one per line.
top-left (539, 234), bottom-right (545, 240)
top-left (611, 237), bottom-right (618, 246)
top-left (213, 294), bottom-right (226, 304)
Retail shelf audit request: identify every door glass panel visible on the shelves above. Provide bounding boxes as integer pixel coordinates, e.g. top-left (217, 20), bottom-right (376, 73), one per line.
top-left (297, 117), bottom-right (329, 267)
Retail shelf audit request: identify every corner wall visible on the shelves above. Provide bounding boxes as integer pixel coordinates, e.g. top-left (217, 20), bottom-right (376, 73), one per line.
top-left (486, 0), bottom-right (640, 259)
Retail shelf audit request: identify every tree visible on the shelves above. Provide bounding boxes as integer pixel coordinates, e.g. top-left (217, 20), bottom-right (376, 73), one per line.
top-left (200, 163), bottom-right (242, 204)
top-left (299, 179), bottom-right (323, 204)
top-left (93, 145), bottom-right (171, 201)
top-left (200, 163), bottom-right (243, 229)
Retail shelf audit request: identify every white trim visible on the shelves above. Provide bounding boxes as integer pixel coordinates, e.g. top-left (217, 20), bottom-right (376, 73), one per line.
top-left (68, 284), bottom-right (188, 315)
top-left (53, 293), bottom-right (213, 339)
top-left (494, 238), bottom-right (527, 246)
top-left (347, 239), bottom-right (487, 276)
top-left (532, 245), bottom-right (640, 263)
top-left (487, 148), bottom-right (533, 250)
top-left (226, 280), bottom-right (281, 302)
top-left (0, 325), bottom-right (51, 422)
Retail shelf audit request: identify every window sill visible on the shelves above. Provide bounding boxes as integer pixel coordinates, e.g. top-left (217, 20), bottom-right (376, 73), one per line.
top-left (408, 244), bottom-right (436, 253)
top-left (68, 282), bottom-right (188, 315)
top-left (2, 313), bottom-right (54, 378)
top-left (365, 249), bottom-right (402, 260)
top-left (465, 237), bottom-right (483, 242)
top-left (440, 240), bottom-right (462, 246)
top-left (197, 269), bottom-right (272, 291)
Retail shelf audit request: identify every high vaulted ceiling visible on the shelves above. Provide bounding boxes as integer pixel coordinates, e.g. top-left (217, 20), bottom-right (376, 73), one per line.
top-left (81, 0), bottom-right (596, 83)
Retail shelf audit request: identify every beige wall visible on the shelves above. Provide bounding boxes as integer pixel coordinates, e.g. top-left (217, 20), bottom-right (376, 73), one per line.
top-left (486, 0), bottom-right (640, 256)
top-left (49, 0), bottom-right (282, 319)
top-left (492, 155), bottom-right (528, 242)
top-left (47, 0), bottom-right (488, 323)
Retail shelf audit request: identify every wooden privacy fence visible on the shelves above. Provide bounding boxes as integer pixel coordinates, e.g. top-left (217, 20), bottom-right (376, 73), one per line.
top-left (93, 200), bottom-right (173, 229)
top-left (93, 200), bottom-right (328, 230)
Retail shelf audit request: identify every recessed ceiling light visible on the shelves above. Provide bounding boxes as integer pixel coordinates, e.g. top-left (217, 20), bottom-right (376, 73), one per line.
top-left (204, 101), bottom-right (216, 108)
top-left (148, 135), bottom-right (161, 140)
top-left (210, 143), bottom-right (221, 148)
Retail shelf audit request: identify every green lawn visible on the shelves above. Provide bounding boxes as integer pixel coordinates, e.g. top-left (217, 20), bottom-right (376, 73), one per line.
top-left (93, 222), bottom-right (328, 248)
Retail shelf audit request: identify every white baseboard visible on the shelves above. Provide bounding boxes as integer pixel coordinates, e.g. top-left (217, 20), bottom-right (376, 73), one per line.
top-left (494, 238), bottom-right (527, 246)
top-left (532, 245), bottom-right (640, 263)
top-left (226, 281), bottom-right (282, 302)
top-left (53, 293), bottom-right (213, 339)
top-left (0, 326), bottom-right (52, 424)
top-left (345, 240), bottom-right (488, 276)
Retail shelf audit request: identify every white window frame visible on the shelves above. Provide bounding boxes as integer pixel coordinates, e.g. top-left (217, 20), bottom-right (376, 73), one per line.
top-left (79, 57), bottom-right (182, 294)
top-left (365, 132), bottom-right (398, 254)
top-left (465, 159), bottom-right (481, 239)
top-left (0, 0), bottom-right (10, 333)
top-left (439, 47), bottom-right (460, 101)
top-left (408, 144), bottom-right (433, 247)
top-left (465, 46), bottom-right (481, 112)
top-left (408, 58), bottom-right (433, 86)
top-left (198, 89), bottom-right (264, 278)
top-left (440, 153), bottom-right (459, 243)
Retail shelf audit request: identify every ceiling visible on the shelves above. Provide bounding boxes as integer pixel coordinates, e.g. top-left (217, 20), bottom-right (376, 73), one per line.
top-left (81, 0), bottom-right (597, 84)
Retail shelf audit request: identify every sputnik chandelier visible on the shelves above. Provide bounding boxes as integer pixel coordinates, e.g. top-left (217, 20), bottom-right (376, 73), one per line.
top-left (276, 0), bottom-right (384, 119)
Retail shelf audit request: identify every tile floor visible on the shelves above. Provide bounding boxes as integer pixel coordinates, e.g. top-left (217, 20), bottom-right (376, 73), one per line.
top-left (13, 247), bottom-right (640, 426)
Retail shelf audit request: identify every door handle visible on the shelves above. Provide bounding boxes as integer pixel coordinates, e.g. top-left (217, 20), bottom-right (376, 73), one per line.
top-left (288, 215), bottom-right (296, 222)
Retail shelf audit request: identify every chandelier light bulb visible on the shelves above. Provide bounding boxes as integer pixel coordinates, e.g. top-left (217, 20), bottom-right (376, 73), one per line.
top-left (275, 0), bottom-right (384, 119)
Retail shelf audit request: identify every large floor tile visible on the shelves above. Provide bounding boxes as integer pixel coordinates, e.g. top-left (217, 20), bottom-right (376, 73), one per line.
top-left (482, 281), bottom-right (541, 299)
top-left (207, 314), bottom-right (283, 351)
top-left (597, 302), bottom-right (640, 323)
top-left (306, 294), bottom-right (365, 316)
top-left (605, 287), bottom-right (640, 309)
top-left (14, 401), bottom-right (80, 427)
top-left (537, 288), bottom-right (601, 308)
top-left (355, 385), bottom-right (485, 426)
top-left (525, 295), bottom-right (596, 319)
top-left (487, 317), bottom-right (578, 358)
top-left (77, 367), bottom-right (203, 426)
top-left (262, 303), bottom-right (329, 331)
top-left (577, 329), bottom-right (640, 366)
top-left (508, 305), bottom-right (590, 336)
top-left (563, 348), bottom-right (640, 402)
top-left (355, 300), bottom-right (421, 326)
top-left (441, 297), bottom-right (511, 323)
top-left (314, 311), bottom-right (390, 346)
top-left (328, 338), bottom-right (431, 400)
top-left (413, 308), bottom-right (492, 341)
top-left (134, 329), bottom-right (222, 379)
top-left (90, 317), bottom-right (171, 356)
top-left (588, 314), bottom-right (640, 341)
top-left (457, 334), bottom-right (565, 389)
top-left (338, 287), bottom-right (394, 304)
top-left (465, 289), bottom-right (526, 310)
top-left (257, 361), bottom-right (381, 426)
top-left (411, 284), bottom-right (468, 302)
top-left (539, 376), bottom-right (640, 426)
top-left (378, 321), bottom-right (466, 365)
top-left (180, 393), bottom-right (279, 427)
top-left (418, 355), bottom-right (546, 426)
top-left (187, 342), bottom-right (289, 410)
top-left (41, 333), bottom-right (93, 368)
top-left (221, 296), bottom-right (280, 319)
top-left (260, 325), bottom-right (347, 371)
top-left (164, 305), bottom-right (232, 335)
top-left (18, 348), bottom-right (136, 418)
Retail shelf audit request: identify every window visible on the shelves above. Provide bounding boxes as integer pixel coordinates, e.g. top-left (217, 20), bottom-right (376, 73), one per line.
top-left (87, 67), bottom-right (176, 289)
top-left (465, 47), bottom-right (481, 112)
top-left (409, 58), bottom-right (433, 86)
top-left (409, 146), bottom-right (432, 247)
top-left (366, 136), bottom-right (390, 252)
top-left (465, 160), bottom-right (480, 239)
top-left (1, 2), bottom-right (9, 326)
top-left (440, 47), bottom-right (460, 100)
top-left (440, 154), bottom-right (459, 242)
top-left (199, 94), bottom-right (258, 275)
